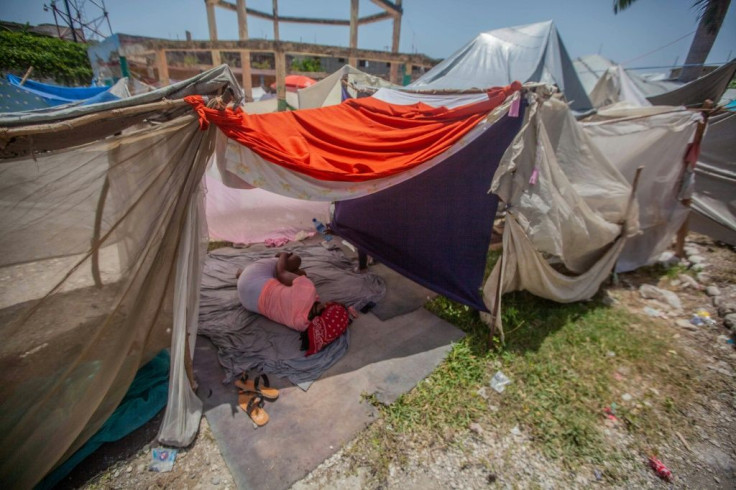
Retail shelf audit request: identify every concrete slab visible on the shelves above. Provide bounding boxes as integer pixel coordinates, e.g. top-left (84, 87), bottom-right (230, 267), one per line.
top-left (194, 308), bottom-right (464, 490)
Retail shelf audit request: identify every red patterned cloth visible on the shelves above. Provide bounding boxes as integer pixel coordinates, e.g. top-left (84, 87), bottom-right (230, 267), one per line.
top-left (306, 303), bottom-right (350, 356)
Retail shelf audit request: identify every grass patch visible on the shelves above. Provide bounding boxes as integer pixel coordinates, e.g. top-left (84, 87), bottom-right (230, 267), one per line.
top-left (351, 286), bottom-right (699, 481)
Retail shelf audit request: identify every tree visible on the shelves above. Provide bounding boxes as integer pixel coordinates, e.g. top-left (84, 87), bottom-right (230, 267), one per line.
top-left (614, 0), bottom-right (731, 82)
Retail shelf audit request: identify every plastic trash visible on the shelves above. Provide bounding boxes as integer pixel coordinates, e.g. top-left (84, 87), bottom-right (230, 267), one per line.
top-left (690, 309), bottom-right (715, 326)
top-left (648, 456), bottom-right (672, 481)
top-left (149, 448), bottom-right (178, 472)
top-left (490, 371), bottom-right (511, 393)
top-left (643, 306), bottom-right (663, 317)
top-left (312, 218), bottom-right (332, 241)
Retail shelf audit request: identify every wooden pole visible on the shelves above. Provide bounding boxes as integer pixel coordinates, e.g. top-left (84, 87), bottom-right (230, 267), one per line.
top-left (675, 100), bottom-right (714, 257)
top-left (20, 66), bottom-right (34, 86)
top-left (206, 0), bottom-right (218, 41)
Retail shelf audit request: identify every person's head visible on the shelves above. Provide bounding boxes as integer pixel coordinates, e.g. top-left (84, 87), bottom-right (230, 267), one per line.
top-left (285, 253), bottom-right (302, 273)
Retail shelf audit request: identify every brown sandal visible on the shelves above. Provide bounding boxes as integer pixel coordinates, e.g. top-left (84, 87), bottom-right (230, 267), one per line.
top-left (234, 373), bottom-right (279, 400)
top-left (238, 392), bottom-right (269, 426)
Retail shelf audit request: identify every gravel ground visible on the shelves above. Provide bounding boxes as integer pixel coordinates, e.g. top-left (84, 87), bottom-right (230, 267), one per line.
top-left (67, 234), bottom-right (735, 489)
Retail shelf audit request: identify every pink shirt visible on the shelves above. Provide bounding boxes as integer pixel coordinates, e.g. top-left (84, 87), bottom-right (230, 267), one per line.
top-left (257, 275), bottom-right (317, 331)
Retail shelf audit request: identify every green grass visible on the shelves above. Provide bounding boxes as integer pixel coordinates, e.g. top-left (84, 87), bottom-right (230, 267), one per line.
top-left (350, 282), bottom-right (700, 483)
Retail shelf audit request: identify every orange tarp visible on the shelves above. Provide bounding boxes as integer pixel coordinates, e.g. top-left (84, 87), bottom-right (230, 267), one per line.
top-left (186, 82), bottom-right (520, 182)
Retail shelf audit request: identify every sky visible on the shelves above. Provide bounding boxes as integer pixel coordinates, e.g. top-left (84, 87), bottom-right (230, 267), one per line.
top-left (2, 0), bottom-right (735, 73)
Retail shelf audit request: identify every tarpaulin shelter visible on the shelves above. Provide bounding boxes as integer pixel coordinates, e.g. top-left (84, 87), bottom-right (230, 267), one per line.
top-left (575, 58), bottom-right (736, 247)
top-left (298, 64), bottom-right (398, 109)
top-left (409, 20), bottom-right (593, 112)
top-left (5, 74), bottom-right (129, 108)
top-left (0, 61), bottom-right (701, 487)
top-left (578, 57), bottom-right (736, 110)
top-left (689, 108), bottom-right (736, 245)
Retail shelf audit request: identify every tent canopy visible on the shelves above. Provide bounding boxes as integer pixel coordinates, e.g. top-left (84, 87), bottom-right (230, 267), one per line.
top-left (409, 21), bottom-right (593, 112)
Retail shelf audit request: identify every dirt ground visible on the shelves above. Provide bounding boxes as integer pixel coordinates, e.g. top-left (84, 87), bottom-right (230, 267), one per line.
top-left (63, 233), bottom-right (735, 489)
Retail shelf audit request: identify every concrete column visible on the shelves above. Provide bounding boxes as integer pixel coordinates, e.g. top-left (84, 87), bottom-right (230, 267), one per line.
top-left (236, 0), bottom-right (252, 100)
top-left (275, 49), bottom-right (286, 110)
top-left (349, 0), bottom-right (358, 50)
top-left (156, 49), bottom-right (170, 86)
top-left (389, 0), bottom-right (402, 84)
top-left (272, 0), bottom-right (280, 41)
top-left (206, 0), bottom-right (218, 41)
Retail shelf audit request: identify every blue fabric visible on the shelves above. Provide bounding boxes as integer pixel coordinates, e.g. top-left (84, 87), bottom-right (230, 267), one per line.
top-left (0, 79), bottom-right (52, 112)
top-left (36, 350), bottom-right (171, 489)
top-left (726, 99), bottom-right (736, 111)
top-left (332, 104), bottom-right (525, 311)
top-left (6, 74), bottom-right (116, 107)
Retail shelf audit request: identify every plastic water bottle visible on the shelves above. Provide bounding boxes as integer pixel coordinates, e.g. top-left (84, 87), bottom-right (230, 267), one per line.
top-left (312, 218), bottom-right (332, 241)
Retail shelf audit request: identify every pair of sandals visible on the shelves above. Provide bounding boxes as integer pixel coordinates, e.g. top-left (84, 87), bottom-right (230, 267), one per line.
top-left (234, 373), bottom-right (279, 427)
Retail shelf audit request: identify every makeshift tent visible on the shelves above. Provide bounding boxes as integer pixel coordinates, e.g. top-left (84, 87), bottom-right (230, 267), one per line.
top-left (576, 56), bottom-right (736, 110)
top-left (0, 66), bottom-right (243, 488)
top-left (5, 74), bottom-right (129, 108)
top-left (409, 20), bottom-right (593, 112)
top-left (0, 62), bottom-right (702, 487)
top-left (298, 64), bottom-right (398, 109)
top-left (689, 109), bottom-right (736, 245)
top-left (573, 54), bottom-right (680, 101)
top-left (204, 74), bottom-right (329, 245)
top-left (581, 106), bottom-right (702, 272)
top-left (576, 58), bottom-right (736, 248)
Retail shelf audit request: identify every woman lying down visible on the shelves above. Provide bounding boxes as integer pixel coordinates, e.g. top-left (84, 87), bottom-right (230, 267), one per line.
top-left (236, 251), bottom-right (358, 357)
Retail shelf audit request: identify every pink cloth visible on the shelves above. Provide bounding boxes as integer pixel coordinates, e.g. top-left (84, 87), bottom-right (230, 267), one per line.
top-left (265, 237), bottom-right (290, 247)
top-left (257, 275), bottom-right (317, 331)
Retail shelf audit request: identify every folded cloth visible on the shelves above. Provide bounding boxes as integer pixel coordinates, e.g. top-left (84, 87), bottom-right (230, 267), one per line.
top-left (306, 303), bottom-right (350, 356)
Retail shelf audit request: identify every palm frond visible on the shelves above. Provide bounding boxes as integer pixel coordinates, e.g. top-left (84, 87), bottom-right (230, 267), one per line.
top-left (613, 0), bottom-right (638, 14)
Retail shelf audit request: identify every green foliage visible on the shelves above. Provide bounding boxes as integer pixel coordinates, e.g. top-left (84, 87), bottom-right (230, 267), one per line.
top-left (0, 30), bottom-right (92, 84)
top-left (290, 57), bottom-right (322, 72)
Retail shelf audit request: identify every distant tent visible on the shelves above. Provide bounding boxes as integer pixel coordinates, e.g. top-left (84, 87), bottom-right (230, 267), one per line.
top-left (270, 74), bottom-right (316, 92)
top-left (574, 55), bottom-right (736, 109)
top-left (409, 20), bottom-right (593, 112)
top-left (298, 65), bottom-right (397, 109)
top-left (573, 54), bottom-right (680, 101)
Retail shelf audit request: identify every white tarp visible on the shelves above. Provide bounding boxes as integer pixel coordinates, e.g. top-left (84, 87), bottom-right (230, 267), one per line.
top-left (409, 21), bottom-right (593, 112)
top-left (298, 65), bottom-right (396, 109)
top-left (589, 65), bottom-right (653, 109)
top-left (573, 54), bottom-right (680, 100)
top-left (483, 88), bottom-right (636, 334)
top-left (581, 107), bottom-right (702, 271)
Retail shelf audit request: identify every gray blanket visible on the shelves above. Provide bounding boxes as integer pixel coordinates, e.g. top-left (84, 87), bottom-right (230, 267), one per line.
top-left (198, 245), bottom-right (386, 388)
